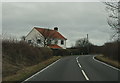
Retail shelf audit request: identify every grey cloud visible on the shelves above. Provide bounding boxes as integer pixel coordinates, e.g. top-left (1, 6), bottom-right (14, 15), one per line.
top-left (2, 2), bottom-right (112, 47)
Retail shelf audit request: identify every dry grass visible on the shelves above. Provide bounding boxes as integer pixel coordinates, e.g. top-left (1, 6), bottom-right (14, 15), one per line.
top-left (2, 56), bottom-right (61, 82)
top-left (95, 55), bottom-right (120, 69)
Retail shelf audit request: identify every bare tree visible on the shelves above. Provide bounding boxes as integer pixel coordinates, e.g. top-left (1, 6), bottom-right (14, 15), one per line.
top-left (75, 38), bottom-right (92, 54)
top-left (33, 28), bottom-right (56, 47)
top-left (41, 28), bottom-right (57, 47)
top-left (104, 1), bottom-right (120, 41)
top-left (75, 38), bottom-right (91, 48)
top-left (21, 36), bottom-right (26, 41)
top-left (2, 33), bottom-right (18, 42)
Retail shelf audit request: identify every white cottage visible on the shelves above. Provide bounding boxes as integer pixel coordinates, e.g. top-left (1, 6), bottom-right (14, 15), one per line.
top-left (25, 27), bottom-right (67, 49)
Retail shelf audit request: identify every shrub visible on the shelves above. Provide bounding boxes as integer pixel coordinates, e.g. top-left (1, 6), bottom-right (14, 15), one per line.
top-left (89, 41), bottom-right (119, 61)
top-left (2, 40), bottom-right (53, 77)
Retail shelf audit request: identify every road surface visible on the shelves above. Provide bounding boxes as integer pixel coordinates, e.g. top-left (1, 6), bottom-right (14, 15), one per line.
top-left (23, 55), bottom-right (119, 82)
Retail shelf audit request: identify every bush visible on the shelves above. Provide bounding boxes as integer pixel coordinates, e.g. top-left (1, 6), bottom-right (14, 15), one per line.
top-left (52, 49), bottom-right (70, 56)
top-left (90, 41), bottom-right (119, 61)
top-left (2, 40), bottom-right (53, 77)
top-left (103, 41), bottom-right (119, 61)
top-left (52, 48), bottom-right (84, 56)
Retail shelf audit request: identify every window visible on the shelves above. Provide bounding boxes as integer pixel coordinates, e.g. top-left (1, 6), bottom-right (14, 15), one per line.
top-left (28, 40), bottom-right (31, 44)
top-left (55, 40), bottom-right (58, 44)
top-left (61, 40), bottom-right (64, 45)
top-left (47, 40), bottom-right (51, 45)
top-left (37, 39), bottom-right (41, 44)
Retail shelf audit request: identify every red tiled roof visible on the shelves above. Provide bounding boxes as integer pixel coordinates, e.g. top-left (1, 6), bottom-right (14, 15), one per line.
top-left (34, 27), bottom-right (67, 40)
top-left (48, 44), bottom-right (62, 49)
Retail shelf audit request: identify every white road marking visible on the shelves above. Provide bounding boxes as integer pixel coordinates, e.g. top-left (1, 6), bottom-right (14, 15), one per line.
top-left (76, 56), bottom-right (90, 81)
top-left (77, 60), bottom-right (79, 63)
top-left (78, 63), bottom-right (82, 68)
top-left (93, 56), bottom-right (120, 71)
top-left (81, 70), bottom-right (89, 80)
top-left (76, 56), bottom-right (79, 60)
top-left (76, 56), bottom-right (82, 68)
top-left (22, 59), bottom-right (60, 83)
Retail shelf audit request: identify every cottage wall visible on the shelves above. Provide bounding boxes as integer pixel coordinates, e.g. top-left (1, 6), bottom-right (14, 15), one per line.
top-left (25, 28), bottom-right (45, 47)
top-left (50, 39), bottom-right (66, 49)
top-left (25, 28), bottom-right (67, 49)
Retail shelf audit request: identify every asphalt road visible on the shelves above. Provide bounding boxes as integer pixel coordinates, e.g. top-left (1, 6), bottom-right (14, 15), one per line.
top-left (23, 55), bottom-right (119, 82)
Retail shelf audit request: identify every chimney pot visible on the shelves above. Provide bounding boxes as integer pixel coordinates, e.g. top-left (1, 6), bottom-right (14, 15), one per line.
top-left (54, 27), bottom-right (58, 31)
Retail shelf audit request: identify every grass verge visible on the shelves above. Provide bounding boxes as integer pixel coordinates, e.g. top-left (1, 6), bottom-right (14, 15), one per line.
top-left (2, 56), bottom-right (61, 82)
top-left (95, 55), bottom-right (120, 69)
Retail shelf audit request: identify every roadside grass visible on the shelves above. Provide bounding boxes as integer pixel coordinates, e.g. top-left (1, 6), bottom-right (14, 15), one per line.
top-left (95, 55), bottom-right (120, 69)
top-left (2, 56), bottom-right (61, 82)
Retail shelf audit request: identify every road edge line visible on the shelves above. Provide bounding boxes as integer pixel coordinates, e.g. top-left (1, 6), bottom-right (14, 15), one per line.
top-left (93, 55), bottom-right (120, 71)
top-left (22, 59), bottom-right (61, 83)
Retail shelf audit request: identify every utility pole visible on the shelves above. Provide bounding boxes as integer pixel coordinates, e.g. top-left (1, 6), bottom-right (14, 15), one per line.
top-left (87, 34), bottom-right (88, 41)
top-left (87, 34), bottom-right (89, 54)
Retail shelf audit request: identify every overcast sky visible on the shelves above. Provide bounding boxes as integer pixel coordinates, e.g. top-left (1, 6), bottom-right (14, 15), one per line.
top-left (2, 2), bottom-right (112, 47)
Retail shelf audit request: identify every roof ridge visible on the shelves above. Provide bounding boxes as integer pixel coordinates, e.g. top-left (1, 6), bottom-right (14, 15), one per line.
top-left (34, 27), bottom-right (56, 31)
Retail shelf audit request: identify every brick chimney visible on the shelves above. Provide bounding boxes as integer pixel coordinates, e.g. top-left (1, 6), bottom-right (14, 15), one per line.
top-left (54, 27), bottom-right (58, 31)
